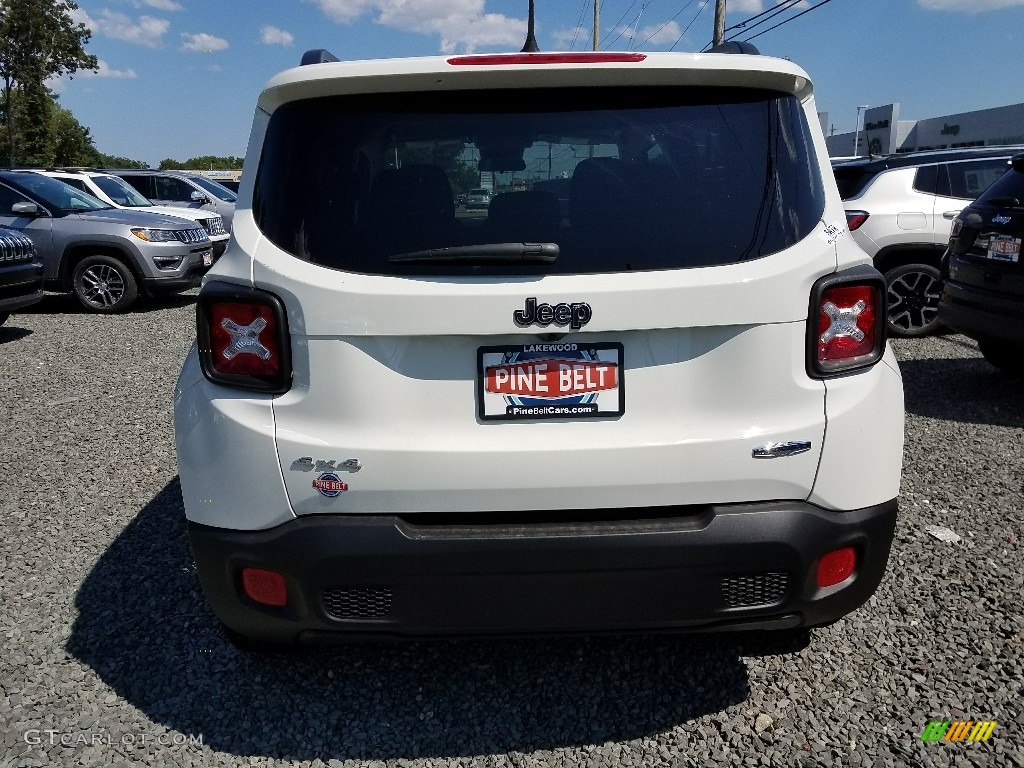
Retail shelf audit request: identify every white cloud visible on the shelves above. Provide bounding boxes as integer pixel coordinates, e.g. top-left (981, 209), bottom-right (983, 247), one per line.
top-left (123, 0), bottom-right (183, 9)
top-left (312, 0), bottom-right (524, 53)
top-left (551, 26), bottom-right (589, 50)
top-left (79, 59), bottom-right (138, 79)
top-left (729, 0), bottom-right (764, 13)
top-left (181, 32), bottom-right (229, 52)
top-left (919, 0), bottom-right (1024, 10)
top-left (261, 25), bottom-right (295, 47)
top-left (638, 21), bottom-right (682, 46)
top-left (77, 9), bottom-right (171, 47)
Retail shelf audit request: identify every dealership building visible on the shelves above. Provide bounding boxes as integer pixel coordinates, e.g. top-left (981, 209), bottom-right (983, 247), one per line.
top-left (822, 102), bottom-right (1024, 157)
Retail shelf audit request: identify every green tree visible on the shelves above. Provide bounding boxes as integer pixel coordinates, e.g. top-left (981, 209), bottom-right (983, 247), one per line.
top-left (50, 104), bottom-right (100, 166)
top-left (0, 0), bottom-right (98, 165)
top-left (159, 155), bottom-right (243, 170)
top-left (96, 153), bottom-right (147, 169)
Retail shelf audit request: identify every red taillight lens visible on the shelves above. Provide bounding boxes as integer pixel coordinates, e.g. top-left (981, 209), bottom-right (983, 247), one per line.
top-left (197, 283), bottom-right (292, 393)
top-left (817, 547), bottom-right (856, 588)
top-left (818, 285), bottom-right (878, 361)
top-left (807, 268), bottom-right (886, 378)
top-left (950, 217), bottom-right (963, 238)
top-left (241, 568), bottom-right (288, 607)
top-left (845, 210), bottom-right (869, 231)
top-left (209, 302), bottom-right (279, 378)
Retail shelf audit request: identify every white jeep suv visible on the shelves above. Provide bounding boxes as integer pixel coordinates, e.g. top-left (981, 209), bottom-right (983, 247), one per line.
top-left (174, 47), bottom-right (905, 645)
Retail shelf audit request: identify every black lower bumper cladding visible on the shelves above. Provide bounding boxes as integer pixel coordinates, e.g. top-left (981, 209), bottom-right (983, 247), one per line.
top-left (188, 499), bottom-right (898, 644)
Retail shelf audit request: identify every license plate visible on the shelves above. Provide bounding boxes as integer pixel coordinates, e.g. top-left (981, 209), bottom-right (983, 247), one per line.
top-left (477, 342), bottom-right (624, 420)
top-left (987, 235), bottom-right (1020, 263)
top-left (202, 252), bottom-right (214, 267)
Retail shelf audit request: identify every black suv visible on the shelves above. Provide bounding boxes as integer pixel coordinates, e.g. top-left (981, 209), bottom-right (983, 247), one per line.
top-left (939, 154), bottom-right (1024, 374)
top-left (0, 226), bottom-right (43, 326)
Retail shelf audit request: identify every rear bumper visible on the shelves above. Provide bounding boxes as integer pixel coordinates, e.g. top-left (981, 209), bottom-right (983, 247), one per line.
top-left (0, 261), bottom-right (44, 312)
top-left (189, 498), bottom-right (897, 644)
top-left (939, 278), bottom-right (1024, 346)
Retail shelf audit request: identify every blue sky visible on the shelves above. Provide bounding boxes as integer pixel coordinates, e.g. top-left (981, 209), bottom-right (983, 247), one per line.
top-left (53, 0), bottom-right (1024, 167)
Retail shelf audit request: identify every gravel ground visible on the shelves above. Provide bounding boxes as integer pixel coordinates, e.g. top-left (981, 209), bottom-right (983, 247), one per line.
top-left (1, 294), bottom-right (1021, 768)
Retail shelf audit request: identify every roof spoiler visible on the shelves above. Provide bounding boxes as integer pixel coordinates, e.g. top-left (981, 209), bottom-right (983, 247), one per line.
top-left (300, 49), bottom-right (340, 66)
top-left (707, 41), bottom-right (760, 55)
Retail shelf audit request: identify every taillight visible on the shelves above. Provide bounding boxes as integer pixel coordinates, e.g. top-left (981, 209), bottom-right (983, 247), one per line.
top-left (807, 266), bottom-right (886, 378)
top-left (197, 282), bottom-right (292, 393)
top-left (845, 210), bottom-right (869, 231)
top-left (950, 217), bottom-right (963, 238)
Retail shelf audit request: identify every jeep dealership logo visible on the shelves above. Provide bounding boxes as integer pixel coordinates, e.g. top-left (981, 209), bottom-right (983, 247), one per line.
top-left (513, 297), bottom-right (592, 330)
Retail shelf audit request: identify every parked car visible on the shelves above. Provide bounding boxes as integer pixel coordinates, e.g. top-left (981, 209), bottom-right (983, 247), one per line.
top-left (0, 170), bottom-right (213, 313)
top-left (216, 179), bottom-right (240, 194)
top-left (109, 169), bottom-right (236, 233)
top-left (939, 153), bottom-right (1024, 375)
top-left (0, 225), bottom-right (43, 325)
top-left (32, 169), bottom-right (230, 257)
top-left (175, 46), bottom-right (904, 647)
top-left (833, 147), bottom-right (1021, 337)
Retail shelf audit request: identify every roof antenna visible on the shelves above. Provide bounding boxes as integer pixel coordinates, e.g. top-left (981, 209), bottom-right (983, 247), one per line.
top-left (521, 0), bottom-right (539, 52)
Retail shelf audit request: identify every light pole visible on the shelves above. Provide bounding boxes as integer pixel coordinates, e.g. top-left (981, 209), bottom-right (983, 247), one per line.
top-left (855, 105), bottom-right (869, 156)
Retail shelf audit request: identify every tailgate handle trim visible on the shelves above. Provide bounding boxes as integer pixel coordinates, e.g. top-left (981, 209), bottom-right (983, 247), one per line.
top-left (752, 441), bottom-right (812, 459)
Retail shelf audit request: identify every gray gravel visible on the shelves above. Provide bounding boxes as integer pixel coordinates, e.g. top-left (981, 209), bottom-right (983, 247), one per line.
top-left (1, 294), bottom-right (1022, 768)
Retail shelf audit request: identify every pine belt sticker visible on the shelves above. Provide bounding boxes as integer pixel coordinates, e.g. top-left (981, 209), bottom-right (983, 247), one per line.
top-left (312, 472), bottom-right (348, 497)
top-left (477, 342), bottom-right (625, 421)
top-left (823, 220), bottom-right (846, 246)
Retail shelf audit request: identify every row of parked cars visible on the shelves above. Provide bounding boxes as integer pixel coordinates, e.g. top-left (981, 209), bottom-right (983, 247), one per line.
top-left (832, 144), bottom-right (1024, 373)
top-left (0, 168), bottom-right (237, 315)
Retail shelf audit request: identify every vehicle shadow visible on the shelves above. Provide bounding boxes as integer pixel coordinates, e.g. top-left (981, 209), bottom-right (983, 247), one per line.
top-left (68, 478), bottom-right (756, 761)
top-left (0, 323), bottom-right (32, 343)
top-left (18, 292), bottom-right (196, 316)
top-left (899, 355), bottom-right (1024, 429)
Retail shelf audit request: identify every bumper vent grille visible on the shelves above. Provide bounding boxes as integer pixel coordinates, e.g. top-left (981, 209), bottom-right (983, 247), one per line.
top-left (198, 217), bottom-right (226, 236)
top-left (721, 572), bottom-right (789, 608)
top-left (323, 587), bottom-right (392, 620)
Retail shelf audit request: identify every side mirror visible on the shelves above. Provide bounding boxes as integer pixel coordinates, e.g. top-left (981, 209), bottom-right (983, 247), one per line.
top-left (190, 190), bottom-right (212, 204)
top-left (11, 202), bottom-right (42, 216)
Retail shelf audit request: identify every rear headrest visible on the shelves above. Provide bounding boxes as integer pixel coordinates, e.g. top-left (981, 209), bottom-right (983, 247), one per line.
top-left (369, 164), bottom-right (455, 222)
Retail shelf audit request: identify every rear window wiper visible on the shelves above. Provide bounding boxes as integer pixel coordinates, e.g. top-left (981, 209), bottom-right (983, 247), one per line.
top-left (985, 196), bottom-right (1023, 209)
top-left (389, 242), bottom-right (558, 264)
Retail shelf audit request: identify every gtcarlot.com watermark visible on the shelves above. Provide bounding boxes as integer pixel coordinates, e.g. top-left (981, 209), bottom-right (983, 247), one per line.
top-left (24, 729), bottom-right (203, 748)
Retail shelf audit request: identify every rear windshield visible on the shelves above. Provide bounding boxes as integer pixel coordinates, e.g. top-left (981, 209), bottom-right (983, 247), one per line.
top-left (254, 87), bottom-right (825, 276)
top-left (832, 165), bottom-right (875, 200)
top-left (975, 166), bottom-right (1024, 207)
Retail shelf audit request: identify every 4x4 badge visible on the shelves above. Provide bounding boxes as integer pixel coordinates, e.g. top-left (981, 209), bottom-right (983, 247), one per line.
top-left (514, 297), bottom-right (592, 330)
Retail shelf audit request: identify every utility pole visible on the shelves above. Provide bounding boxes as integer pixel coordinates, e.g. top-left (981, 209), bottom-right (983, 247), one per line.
top-left (593, 0), bottom-right (600, 51)
top-left (713, 0), bottom-right (726, 46)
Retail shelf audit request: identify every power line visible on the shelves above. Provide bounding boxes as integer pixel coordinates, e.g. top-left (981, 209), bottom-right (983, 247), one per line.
top-left (601, 0), bottom-right (640, 48)
top-left (669, 0), bottom-right (711, 51)
top-left (741, 0), bottom-right (836, 42)
top-left (569, 0), bottom-right (590, 50)
top-left (723, 0), bottom-right (800, 33)
top-left (628, 2), bottom-right (650, 50)
top-left (638, 0), bottom-right (699, 48)
top-left (724, 0), bottom-right (802, 42)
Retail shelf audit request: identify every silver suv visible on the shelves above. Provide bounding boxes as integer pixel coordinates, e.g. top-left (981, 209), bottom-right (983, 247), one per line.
top-left (0, 170), bottom-right (213, 312)
top-left (833, 147), bottom-right (1022, 336)
top-left (110, 169), bottom-right (236, 233)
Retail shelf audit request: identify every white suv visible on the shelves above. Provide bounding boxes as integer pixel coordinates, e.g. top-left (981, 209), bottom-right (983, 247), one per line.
top-left (32, 169), bottom-right (230, 257)
top-left (834, 148), bottom-right (1021, 336)
top-left (174, 47), bottom-right (904, 646)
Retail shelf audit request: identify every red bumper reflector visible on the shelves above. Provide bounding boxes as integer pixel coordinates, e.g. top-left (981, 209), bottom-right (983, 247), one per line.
top-left (817, 547), bottom-right (857, 588)
top-left (241, 568), bottom-right (288, 607)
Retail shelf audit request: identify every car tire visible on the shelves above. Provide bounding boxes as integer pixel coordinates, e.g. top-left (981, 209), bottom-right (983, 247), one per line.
top-left (72, 255), bottom-right (139, 313)
top-left (0, 312), bottom-right (9, 326)
top-left (978, 340), bottom-right (1024, 377)
top-left (884, 263), bottom-right (943, 338)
